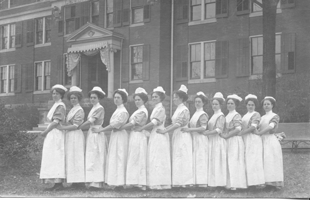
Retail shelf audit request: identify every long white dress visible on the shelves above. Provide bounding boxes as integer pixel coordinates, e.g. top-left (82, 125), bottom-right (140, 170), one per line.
top-left (40, 100), bottom-right (66, 183)
top-left (190, 108), bottom-right (209, 187)
top-left (225, 110), bottom-right (247, 189)
top-left (126, 105), bottom-right (148, 188)
top-left (147, 102), bottom-right (171, 189)
top-left (105, 104), bottom-right (129, 187)
top-left (207, 110), bottom-right (226, 187)
top-left (259, 111), bottom-right (284, 187)
top-left (65, 104), bottom-right (85, 183)
top-left (171, 103), bottom-right (194, 187)
top-left (85, 103), bottom-right (106, 188)
top-left (242, 111), bottom-right (265, 186)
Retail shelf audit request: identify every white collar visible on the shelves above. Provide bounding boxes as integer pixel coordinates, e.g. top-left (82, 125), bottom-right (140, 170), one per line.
top-left (229, 109), bottom-right (237, 114)
top-left (196, 107), bottom-right (203, 112)
top-left (92, 102), bottom-right (101, 109)
top-left (214, 109), bottom-right (222, 114)
top-left (138, 105), bottom-right (146, 109)
top-left (55, 99), bottom-right (62, 103)
top-left (72, 103), bottom-right (80, 107)
top-left (266, 110), bottom-right (273, 115)
top-left (117, 104), bottom-right (124, 109)
top-left (154, 102), bottom-right (163, 109)
top-left (247, 110), bottom-right (254, 114)
top-left (177, 103), bottom-right (184, 108)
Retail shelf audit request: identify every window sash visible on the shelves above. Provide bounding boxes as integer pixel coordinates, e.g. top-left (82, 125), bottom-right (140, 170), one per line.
top-left (191, 4), bottom-right (201, 21)
top-left (0, 65), bottom-right (14, 93)
top-left (237, 0), bottom-right (249, 11)
top-left (0, 66), bottom-right (7, 93)
top-left (131, 45), bottom-right (143, 81)
top-left (205, 0), bottom-right (216, 19)
top-left (8, 65), bottom-right (14, 92)
top-left (204, 42), bottom-right (215, 77)
top-left (44, 61), bottom-right (51, 90)
top-left (107, 0), bottom-right (113, 27)
top-left (132, 7), bottom-right (144, 24)
top-left (251, 35), bottom-right (281, 74)
top-left (35, 63), bottom-right (43, 91)
top-left (92, 1), bottom-right (99, 16)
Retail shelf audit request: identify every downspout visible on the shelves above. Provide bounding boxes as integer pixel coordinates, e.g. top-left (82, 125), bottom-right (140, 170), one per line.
top-left (120, 38), bottom-right (123, 88)
top-left (170, 0), bottom-right (174, 117)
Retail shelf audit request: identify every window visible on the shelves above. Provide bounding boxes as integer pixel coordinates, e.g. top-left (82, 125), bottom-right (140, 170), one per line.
top-left (35, 61), bottom-right (51, 91)
top-left (65, 6), bottom-right (76, 34)
top-left (131, 45), bottom-right (143, 80)
top-left (0, 24), bottom-right (15, 50)
top-left (190, 0), bottom-right (216, 21)
top-left (0, 0), bottom-right (9, 10)
top-left (0, 65), bottom-right (14, 94)
top-left (132, 7), bottom-right (144, 24)
top-left (204, 42), bottom-right (216, 77)
top-left (191, 0), bottom-right (201, 21)
top-left (190, 42), bottom-right (215, 79)
top-left (205, 0), bottom-right (216, 19)
top-left (236, 0), bottom-right (249, 13)
top-left (189, 40), bottom-right (227, 80)
top-left (63, 54), bottom-right (72, 86)
top-left (106, 0), bottom-right (113, 28)
top-left (190, 44), bottom-right (201, 79)
top-left (251, 0), bottom-right (262, 12)
top-left (91, 1), bottom-right (99, 26)
top-left (251, 0), bottom-right (280, 13)
top-left (35, 17), bottom-right (51, 45)
top-left (251, 34), bottom-right (281, 75)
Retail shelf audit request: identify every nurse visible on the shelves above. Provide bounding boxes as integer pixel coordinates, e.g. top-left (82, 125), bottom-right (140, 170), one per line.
top-left (40, 84), bottom-right (67, 191)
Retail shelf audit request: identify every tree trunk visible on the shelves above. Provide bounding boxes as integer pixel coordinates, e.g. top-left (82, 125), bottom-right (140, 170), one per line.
top-left (262, 0), bottom-right (279, 97)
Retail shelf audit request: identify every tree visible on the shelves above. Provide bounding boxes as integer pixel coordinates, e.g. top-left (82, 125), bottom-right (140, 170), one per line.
top-left (261, 0), bottom-right (280, 97)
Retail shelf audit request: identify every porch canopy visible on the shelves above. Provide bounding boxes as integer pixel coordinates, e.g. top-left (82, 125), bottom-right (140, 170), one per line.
top-left (66, 22), bottom-right (123, 76)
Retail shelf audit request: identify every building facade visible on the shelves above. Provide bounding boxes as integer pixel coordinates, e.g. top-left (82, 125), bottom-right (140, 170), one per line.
top-left (0, 0), bottom-right (309, 121)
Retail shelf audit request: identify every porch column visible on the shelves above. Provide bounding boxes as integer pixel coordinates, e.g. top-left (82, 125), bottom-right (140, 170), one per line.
top-left (71, 68), bottom-right (77, 86)
top-left (108, 50), bottom-right (114, 98)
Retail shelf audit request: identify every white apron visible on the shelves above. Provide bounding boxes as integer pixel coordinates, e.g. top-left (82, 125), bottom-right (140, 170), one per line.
top-left (147, 102), bottom-right (171, 189)
top-left (65, 105), bottom-right (85, 183)
top-left (259, 112), bottom-right (284, 187)
top-left (190, 109), bottom-right (208, 186)
top-left (105, 105), bottom-right (129, 186)
top-left (225, 111), bottom-right (247, 189)
top-left (40, 101), bottom-right (66, 181)
top-left (171, 103), bottom-right (194, 186)
top-left (126, 105), bottom-right (149, 187)
top-left (85, 104), bottom-right (107, 187)
top-left (242, 111), bottom-right (265, 186)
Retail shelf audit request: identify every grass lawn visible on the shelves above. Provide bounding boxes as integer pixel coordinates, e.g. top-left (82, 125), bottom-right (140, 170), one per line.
top-left (0, 149), bottom-right (309, 198)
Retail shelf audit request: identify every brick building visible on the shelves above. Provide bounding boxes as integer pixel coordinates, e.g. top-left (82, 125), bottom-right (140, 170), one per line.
top-left (0, 0), bottom-right (309, 121)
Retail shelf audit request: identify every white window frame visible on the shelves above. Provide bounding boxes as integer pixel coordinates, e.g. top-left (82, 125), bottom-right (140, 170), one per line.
top-left (189, 0), bottom-right (217, 26)
top-left (0, 64), bottom-right (15, 96)
top-left (129, 44), bottom-right (144, 83)
top-left (249, 33), bottom-right (282, 80)
top-left (249, 0), bottom-right (282, 17)
top-left (0, 23), bottom-right (16, 52)
top-left (35, 16), bottom-right (51, 47)
top-left (188, 41), bottom-right (216, 84)
top-left (34, 60), bottom-right (51, 93)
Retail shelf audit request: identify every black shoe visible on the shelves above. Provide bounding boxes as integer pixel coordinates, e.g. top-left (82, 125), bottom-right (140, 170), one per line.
top-left (70, 183), bottom-right (86, 190)
top-left (88, 186), bottom-right (101, 191)
top-left (43, 184), bottom-right (64, 191)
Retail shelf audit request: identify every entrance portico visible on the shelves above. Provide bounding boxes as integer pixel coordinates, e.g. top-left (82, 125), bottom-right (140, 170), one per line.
top-left (65, 22), bottom-right (123, 97)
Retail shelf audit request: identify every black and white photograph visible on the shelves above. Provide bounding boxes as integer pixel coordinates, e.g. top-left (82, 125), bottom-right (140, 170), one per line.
top-left (0, 0), bottom-right (309, 198)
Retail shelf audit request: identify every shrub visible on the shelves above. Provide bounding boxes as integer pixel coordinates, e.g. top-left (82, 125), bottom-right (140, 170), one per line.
top-left (0, 103), bottom-right (40, 168)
